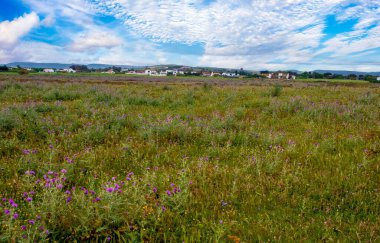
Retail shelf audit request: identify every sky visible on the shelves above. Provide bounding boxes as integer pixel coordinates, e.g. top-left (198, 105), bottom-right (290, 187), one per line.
top-left (0, 0), bottom-right (379, 71)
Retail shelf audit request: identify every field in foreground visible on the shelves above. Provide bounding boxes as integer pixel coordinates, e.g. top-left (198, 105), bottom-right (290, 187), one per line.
top-left (0, 78), bottom-right (379, 242)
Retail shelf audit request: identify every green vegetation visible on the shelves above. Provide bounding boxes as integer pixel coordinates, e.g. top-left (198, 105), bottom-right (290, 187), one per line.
top-left (0, 79), bottom-right (379, 242)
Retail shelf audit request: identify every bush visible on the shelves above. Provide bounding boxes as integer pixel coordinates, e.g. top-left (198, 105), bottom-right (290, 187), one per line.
top-left (271, 84), bottom-right (282, 97)
top-left (0, 111), bottom-right (19, 133)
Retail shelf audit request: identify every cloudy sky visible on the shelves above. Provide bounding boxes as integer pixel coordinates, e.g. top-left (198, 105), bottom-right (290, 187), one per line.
top-left (0, 0), bottom-right (379, 71)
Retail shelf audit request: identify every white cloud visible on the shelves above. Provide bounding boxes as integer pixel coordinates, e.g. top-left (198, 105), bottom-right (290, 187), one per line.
top-left (0, 12), bottom-right (40, 47)
top-left (70, 31), bottom-right (123, 51)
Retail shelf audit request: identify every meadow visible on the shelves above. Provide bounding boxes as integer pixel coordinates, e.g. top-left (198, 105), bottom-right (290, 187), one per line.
top-left (0, 76), bottom-right (379, 242)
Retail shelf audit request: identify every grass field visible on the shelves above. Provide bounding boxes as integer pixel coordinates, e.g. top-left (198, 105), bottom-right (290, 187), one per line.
top-left (0, 77), bottom-right (379, 242)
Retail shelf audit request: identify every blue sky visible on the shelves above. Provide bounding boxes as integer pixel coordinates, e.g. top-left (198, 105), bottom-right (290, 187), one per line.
top-left (0, 0), bottom-right (379, 71)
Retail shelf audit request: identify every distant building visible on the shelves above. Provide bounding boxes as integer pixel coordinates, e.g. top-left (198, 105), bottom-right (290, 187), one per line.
top-left (264, 72), bottom-right (296, 80)
top-left (377, 77), bottom-right (380, 81)
top-left (63, 68), bottom-right (76, 73)
top-left (102, 70), bottom-right (115, 74)
top-left (43, 69), bottom-right (55, 73)
top-left (211, 72), bottom-right (221, 77)
top-left (222, 72), bottom-right (240, 78)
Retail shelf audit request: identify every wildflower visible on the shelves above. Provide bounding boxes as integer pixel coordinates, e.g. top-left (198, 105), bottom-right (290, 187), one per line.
top-left (170, 183), bottom-right (175, 188)
top-left (26, 197), bottom-right (33, 202)
top-left (29, 191), bottom-right (36, 195)
top-left (23, 149), bottom-right (30, 155)
top-left (106, 188), bottom-right (114, 193)
top-left (39, 226), bottom-right (44, 231)
top-left (219, 220), bottom-right (223, 224)
top-left (56, 184), bottom-right (63, 189)
top-left (28, 220), bottom-right (35, 225)
top-left (21, 225), bottom-right (27, 231)
top-left (61, 169), bottom-right (67, 174)
top-left (66, 197), bottom-right (72, 203)
top-left (36, 215), bottom-right (41, 220)
top-left (112, 177), bottom-right (116, 181)
top-left (4, 209), bottom-right (10, 215)
top-left (45, 230), bottom-right (49, 235)
top-left (221, 200), bottom-right (228, 207)
top-left (107, 236), bottom-right (111, 241)
top-left (47, 171), bottom-right (54, 175)
top-left (13, 213), bottom-right (19, 219)
top-left (161, 206), bottom-right (166, 212)
top-left (23, 192), bottom-right (28, 197)
top-left (65, 190), bottom-right (71, 195)
top-left (22, 234), bottom-right (27, 239)
top-left (166, 190), bottom-right (172, 196)
top-left (35, 179), bottom-right (41, 184)
top-left (9, 199), bottom-right (18, 208)
top-left (25, 170), bottom-right (36, 176)
top-left (90, 190), bottom-right (96, 195)
top-left (153, 187), bottom-right (157, 193)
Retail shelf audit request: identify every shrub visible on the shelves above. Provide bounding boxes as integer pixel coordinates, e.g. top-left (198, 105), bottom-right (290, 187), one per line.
top-left (271, 84), bottom-right (282, 97)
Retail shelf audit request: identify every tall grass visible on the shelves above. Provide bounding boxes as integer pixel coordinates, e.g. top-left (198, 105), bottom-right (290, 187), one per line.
top-left (0, 81), bottom-right (379, 242)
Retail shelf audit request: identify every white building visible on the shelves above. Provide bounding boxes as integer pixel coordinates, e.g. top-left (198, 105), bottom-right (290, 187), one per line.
top-left (377, 77), bottom-right (380, 81)
top-left (63, 68), bottom-right (76, 73)
top-left (43, 69), bottom-right (55, 73)
top-left (222, 72), bottom-right (240, 78)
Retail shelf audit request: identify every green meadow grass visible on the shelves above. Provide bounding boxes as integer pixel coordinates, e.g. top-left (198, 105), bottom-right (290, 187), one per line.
top-left (0, 80), bottom-right (379, 242)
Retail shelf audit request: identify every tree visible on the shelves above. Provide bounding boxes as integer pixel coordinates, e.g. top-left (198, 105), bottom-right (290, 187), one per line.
top-left (364, 75), bottom-right (378, 83)
top-left (70, 65), bottom-right (89, 72)
top-left (0, 65), bottom-right (9, 72)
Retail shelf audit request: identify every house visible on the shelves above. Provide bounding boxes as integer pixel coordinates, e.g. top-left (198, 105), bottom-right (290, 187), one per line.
top-left (63, 68), bottom-right (76, 73)
top-left (166, 70), bottom-right (178, 76)
top-left (102, 70), bottom-right (115, 74)
top-left (145, 69), bottom-right (159, 76)
top-left (43, 69), bottom-right (55, 73)
top-left (202, 71), bottom-right (212, 77)
top-left (211, 72), bottom-right (221, 77)
top-left (222, 72), bottom-right (240, 78)
top-left (266, 72), bottom-right (296, 80)
top-left (377, 77), bottom-right (380, 81)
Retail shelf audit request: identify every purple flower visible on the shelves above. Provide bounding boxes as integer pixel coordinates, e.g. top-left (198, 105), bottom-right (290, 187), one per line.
top-left (106, 188), bottom-right (114, 193)
top-left (26, 197), bottom-right (33, 202)
top-left (161, 206), bottom-right (167, 212)
top-left (36, 215), bottom-right (41, 220)
top-left (35, 179), bottom-right (41, 184)
top-left (4, 209), bottom-right (10, 215)
top-left (107, 237), bottom-right (111, 241)
top-left (66, 197), bottom-right (72, 203)
top-left (39, 226), bottom-right (44, 231)
top-left (21, 225), bottom-right (27, 231)
top-left (13, 213), bottom-right (19, 219)
top-left (56, 184), bottom-right (63, 189)
top-left (23, 192), bottom-right (28, 197)
top-left (65, 190), bottom-right (71, 195)
top-left (61, 169), bottom-right (67, 174)
top-left (28, 220), bottom-right (35, 225)
top-left (23, 149), bottom-right (30, 155)
top-left (47, 171), bottom-right (53, 175)
top-left (166, 190), bottom-right (172, 196)
top-left (22, 234), bottom-right (27, 239)
top-left (153, 187), bottom-right (157, 193)
top-left (45, 230), bottom-right (49, 235)
top-left (25, 170), bottom-right (36, 176)
top-left (29, 191), bottom-right (36, 195)
top-left (170, 183), bottom-right (175, 188)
